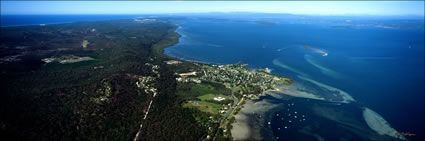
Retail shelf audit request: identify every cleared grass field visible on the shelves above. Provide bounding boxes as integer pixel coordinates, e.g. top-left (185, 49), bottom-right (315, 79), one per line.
top-left (183, 101), bottom-right (223, 114)
top-left (191, 83), bottom-right (216, 94)
top-left (179, 82), bottom-right (232, 114)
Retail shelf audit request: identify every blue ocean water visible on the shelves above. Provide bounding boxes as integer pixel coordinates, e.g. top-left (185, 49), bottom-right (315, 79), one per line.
top-left (164, 18), bottom-right (424, 140)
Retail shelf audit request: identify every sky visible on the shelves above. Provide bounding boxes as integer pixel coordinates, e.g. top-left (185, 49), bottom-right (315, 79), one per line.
top-left (1, 1), bottom-right (424, 16)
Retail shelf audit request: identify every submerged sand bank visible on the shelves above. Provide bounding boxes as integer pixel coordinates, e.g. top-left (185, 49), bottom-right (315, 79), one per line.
top-left (271, 83), bottom-right (326, 101)
top-left (363, 108), bottom-right (406, 140)
top-left (231, 75), bottom-right (356, 140)
top-left (231, 100), bottom-right (282, 140)
top-left (298, 76), bottom-right (355, 103)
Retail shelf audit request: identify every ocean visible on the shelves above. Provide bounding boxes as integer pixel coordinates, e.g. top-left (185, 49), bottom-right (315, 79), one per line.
top-left (164, 17), bottom-right (424, 140)
top-left (1, 14), bottom-right (424, 140)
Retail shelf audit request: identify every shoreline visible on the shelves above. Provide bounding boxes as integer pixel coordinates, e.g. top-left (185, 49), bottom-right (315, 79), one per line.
top-left (162, 25), bottom-right (233, 66)
top-left (160, 22), bottom-right (298, 140)
top-left (159, 21), bottom-right (407, 141)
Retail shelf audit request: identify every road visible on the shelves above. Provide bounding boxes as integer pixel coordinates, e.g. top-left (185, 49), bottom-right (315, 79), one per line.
top-left (213, 85), bottom-right (240, 141)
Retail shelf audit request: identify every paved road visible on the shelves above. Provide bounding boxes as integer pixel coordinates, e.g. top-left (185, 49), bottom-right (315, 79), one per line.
top-left (213, 86), bottom-right (240, 141)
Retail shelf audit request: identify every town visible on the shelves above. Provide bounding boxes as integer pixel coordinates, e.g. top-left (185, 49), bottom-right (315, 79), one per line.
top-left (169, 61), bottom-right (293, 140)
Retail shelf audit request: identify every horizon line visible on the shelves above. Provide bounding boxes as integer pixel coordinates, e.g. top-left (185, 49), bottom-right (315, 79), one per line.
top-left (1, 12), bottom-right (424, 18)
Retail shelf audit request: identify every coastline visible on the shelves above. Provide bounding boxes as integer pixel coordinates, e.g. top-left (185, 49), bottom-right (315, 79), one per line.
top-left (160, 22), bottom-right (297, 140)
top-left (230, 100), bottom-right (279, 140)
top-left (159, 21), bottom-right (408, 141)
top-left (162, 25), bottom-right (230, 66)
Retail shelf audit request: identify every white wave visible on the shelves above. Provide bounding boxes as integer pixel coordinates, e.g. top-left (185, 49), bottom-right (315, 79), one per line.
top-left (363, 108), bottom-right (407, 140)
top-left (304, 55), bottom-right (344, 79)
top-left (298, 75), bottom-right (355, 103)
top-left (272, 58), bottom-right (309, 77)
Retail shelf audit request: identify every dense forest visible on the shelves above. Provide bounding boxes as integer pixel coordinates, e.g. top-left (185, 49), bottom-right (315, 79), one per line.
top-left (0, 18), bottom-right (209, 140)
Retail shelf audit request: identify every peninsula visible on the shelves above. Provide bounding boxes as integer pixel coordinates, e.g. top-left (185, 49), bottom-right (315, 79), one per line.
top-left (0, 18), bottom-right (293, 141)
